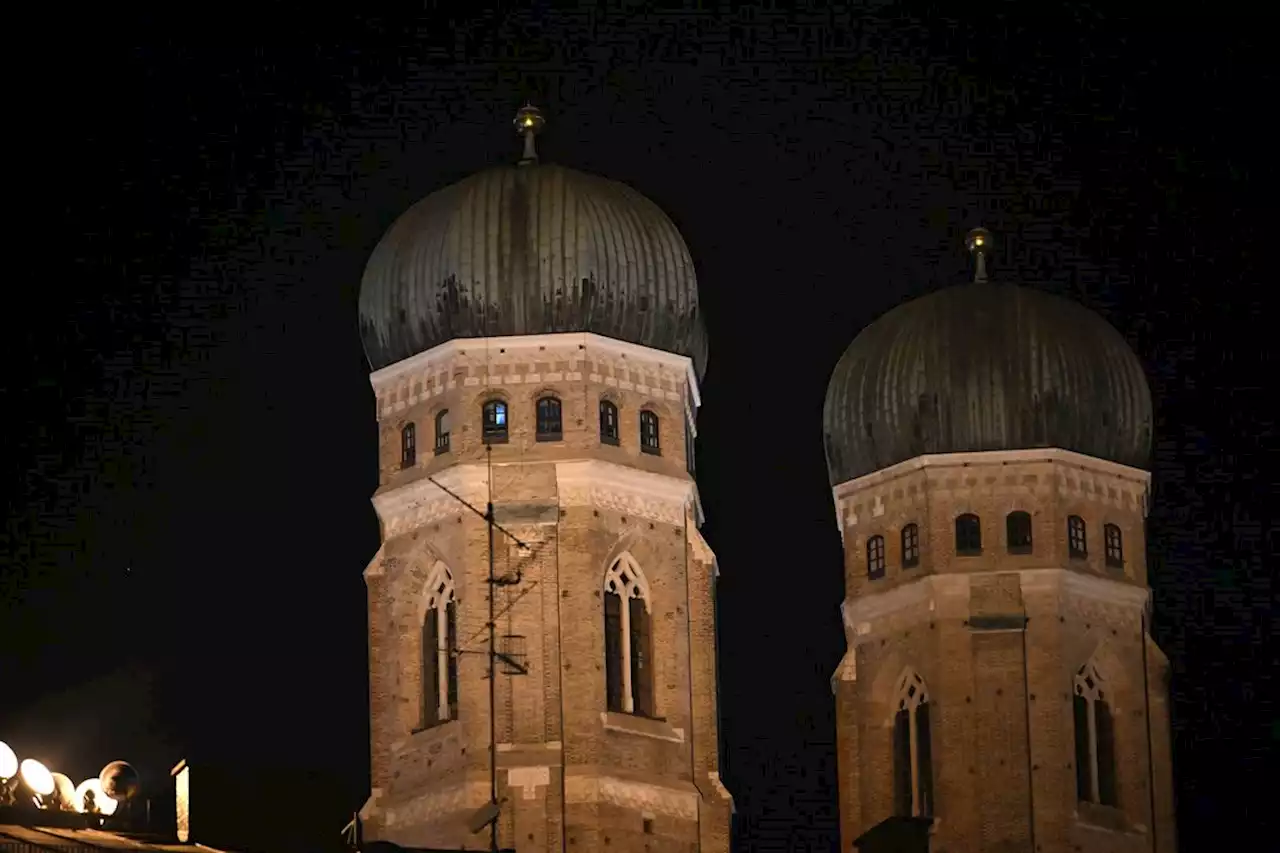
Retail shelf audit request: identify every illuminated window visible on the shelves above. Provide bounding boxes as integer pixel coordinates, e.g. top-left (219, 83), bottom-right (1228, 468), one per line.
top-left (400, 422), bottom-right (416, 469)
top-left (1104, 524), bottom-right (1124, 570)
top-left (434, 409), bottom-right (451, 454)
top-left (1068, 515), bottom-right (1088, 559)
top-left (901, 524), bottom-right (920, 568)
top-left (955, 513), bottom-right (982, 555)
top-left (536, 396), bottom-right (563, 441)
top-left (600, 399), bottom-right (620, 445)
top-left (604, 554), bottom-right (654, 717)
top-left (1006, 511), bottom-right (1033, 554)
top-left (893, 670), bottom-right (934, 818)
top-left (867, 535), bottom-right (887, 579)
top-left (1074, 661), bottom-right (1117, 806)
top-left (640, 410), bottom-right (661, 455)
top-left (420, 564), bottom-right (459, 729)
top-left (482, 400), bottom-right (508, 443)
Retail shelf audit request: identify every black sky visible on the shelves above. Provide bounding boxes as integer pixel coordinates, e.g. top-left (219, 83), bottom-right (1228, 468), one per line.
top-left (1, 4), bottom-right (1274, 852)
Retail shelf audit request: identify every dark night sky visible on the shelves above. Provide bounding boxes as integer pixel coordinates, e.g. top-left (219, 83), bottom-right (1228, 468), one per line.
top-left (1, 5), bottom-right (1274, 852)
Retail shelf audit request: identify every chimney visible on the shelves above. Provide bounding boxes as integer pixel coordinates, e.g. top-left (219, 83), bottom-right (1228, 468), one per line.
top-left (171, 759), bottom-right (190, 843)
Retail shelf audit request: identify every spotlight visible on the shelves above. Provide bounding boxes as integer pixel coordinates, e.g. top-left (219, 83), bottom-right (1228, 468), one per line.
top-left (0, 741), bottom-right (16, 780)
top-left (49, 772), bottom-right (77, 812)
top-left (75, 778), bottom-right (118, 815)
top-left (20, 759), bottom-right (55, 797)
top-left (99, 760), bottom-right (139, 802)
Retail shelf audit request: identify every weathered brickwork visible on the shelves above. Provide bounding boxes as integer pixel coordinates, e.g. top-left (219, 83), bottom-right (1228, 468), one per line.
top-left (832, 449), bottom-right (1177, 853)
top-left (361, 334), bottom-right (731, 852)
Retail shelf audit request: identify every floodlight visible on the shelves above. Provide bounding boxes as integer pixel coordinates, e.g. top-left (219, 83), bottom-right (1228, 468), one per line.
top-left (19, 759), bottom-right (55, 796)
top-left (0, 741), bottom-right (16, 780)
top-left (49, 772), bottom-right (76, 811)
top-left (75, 777), bottom-right (118, 815)
top-left (99, 760), bottom-right (140, 802)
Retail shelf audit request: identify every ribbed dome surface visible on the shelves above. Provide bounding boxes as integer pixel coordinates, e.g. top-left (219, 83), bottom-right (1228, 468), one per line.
top-left (359, 163), bottom-right (706, 374)
top-left (823, 283), bottom-right (1153, 485)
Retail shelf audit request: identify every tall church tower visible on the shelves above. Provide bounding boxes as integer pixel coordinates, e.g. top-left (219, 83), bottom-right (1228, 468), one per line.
top-left (354, 108), bottom-right (733, 852)
top-left (823, 230), bottom-right (1177, 853)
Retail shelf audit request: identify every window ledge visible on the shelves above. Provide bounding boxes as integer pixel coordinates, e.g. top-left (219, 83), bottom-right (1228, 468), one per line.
top-left (1008, 545), bottom-right (1033, 555)
top-left (600, 436), bottom-right (620, 446)
top-left (536, 433), bottom-right (563, 442)
top-left (640, 446), bottom-right (661, 456)
top-left (483, 435), bottom-right (509, 445)
top-left (1075, 801), bottom-right (1136, 834)
top-left (601, 711), bottom-right (685, 743)
top-left (434, 446), bottom-right (450, 456)
top-left (956, 548), bottom-right (983, 557)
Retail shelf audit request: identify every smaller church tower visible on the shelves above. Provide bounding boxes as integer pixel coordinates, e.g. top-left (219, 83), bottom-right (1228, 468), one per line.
top-left (823, 231), bottom-right (1177, 853)
top-left (354, 108), bottom-right (733, 853)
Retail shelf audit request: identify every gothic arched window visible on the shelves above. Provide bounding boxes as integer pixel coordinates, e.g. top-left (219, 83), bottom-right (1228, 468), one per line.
top-left (901, 524), bottom-right (920, 568)
top-left (400, 422), bottom-right (416, 469)
top-left (434, 409), bottom-right (451, 454)
top-left (482, 400), bottom-right (508, 444)
top-left (600, 399), bottom-right (620, 445)
top-left (867, 535), bottom-right (887, 580)
top-left (420, 564), bottom-right (459, 729)
top-left (1073, 661), bottom-right (1118, 806)
top-left (1006, 510), bottom-right (1033, 554)
top-left (955, 513), bottom-right (982, 555)
top-left (639, 410), bottom-right (661, 455)
top-left (603, 555), bottom-right (654, 717)
top-left (1068, 515), bottom-right (1088, 559)
top-left (536, 396), bottom-right (563, 441)
top-left (892, 670), bottom-right (934, 818)
top-left (1104, 524), bottom-right (1124, 570)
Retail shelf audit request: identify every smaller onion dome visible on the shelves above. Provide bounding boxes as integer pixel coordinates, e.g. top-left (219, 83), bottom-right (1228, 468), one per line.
top-left (822, 229), bottom-right (1153, 485)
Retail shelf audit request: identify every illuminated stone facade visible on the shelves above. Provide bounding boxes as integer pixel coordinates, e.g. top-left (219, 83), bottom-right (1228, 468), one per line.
top-left (359, 332), bottom-right (732, 852)
top-left (830, 448), bottom-right (1177, 853)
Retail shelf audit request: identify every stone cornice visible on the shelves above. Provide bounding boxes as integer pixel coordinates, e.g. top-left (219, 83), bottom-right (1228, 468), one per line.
top-left (564, 771), bottom-right (700, 821)
top-left (555, 460), bottom-right (703, 528)
top-left (370, 464), bottom-right (490, 540)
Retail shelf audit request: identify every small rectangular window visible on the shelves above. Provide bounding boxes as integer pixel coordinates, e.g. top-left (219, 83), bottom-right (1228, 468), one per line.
top-left (640, 411), bottom-right (661, 455)
top-left (901, 524), bottom-right (920, 568)
top-left (955, 514), bottom-right (982, 555)
top-left (1104, 523), bottom-right (1124, 570)
top-left (867, 535), bottom-right (886, 579)
top-left (1068, 515), bottom-right (1088, 559)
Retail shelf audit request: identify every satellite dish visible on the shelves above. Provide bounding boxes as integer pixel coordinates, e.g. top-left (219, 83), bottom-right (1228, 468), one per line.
top-left (19, 759), bottom-right (55, 797)
top-left (99, 760), bottom-right (140, 802)
top-left (0, 741), bottom-right (16, 780)
top-left (75, 778), bottom-right (118, 816)
top-left (49, 772), bottom-right (77, 811)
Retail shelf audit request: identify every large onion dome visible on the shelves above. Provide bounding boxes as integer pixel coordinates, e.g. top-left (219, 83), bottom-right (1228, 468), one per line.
top-left (358, 106), bottom-right (706, 375)
top-left (822, 229), bottom-right (1153, 485)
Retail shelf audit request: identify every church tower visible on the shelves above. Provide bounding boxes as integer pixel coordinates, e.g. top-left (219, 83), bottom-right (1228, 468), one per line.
top-left (823, 230), bottom-right (1177, 853)
top-left (355, 108), bottom-right (733, 852)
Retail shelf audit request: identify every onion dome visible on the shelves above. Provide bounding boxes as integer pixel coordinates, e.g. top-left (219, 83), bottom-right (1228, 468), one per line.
top-left (358, 105), bottom-right (707, 375)
top-left (822, 228), bottom-right (1153, 485)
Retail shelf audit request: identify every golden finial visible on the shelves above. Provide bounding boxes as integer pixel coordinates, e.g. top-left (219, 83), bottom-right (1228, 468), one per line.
top-left (965, 227), bottom-right (992, 283)
top-left (513, 103), bottom-right (545, 164)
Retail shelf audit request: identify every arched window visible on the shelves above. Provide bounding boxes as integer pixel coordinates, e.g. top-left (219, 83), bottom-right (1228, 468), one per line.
top-left (603, 555), bottom-right (654, 717)
top-left (400, 422), bottom-right (416, 469)
top-left (536, 396), bottom-right (563, 441)
top-left (1006, 510), bottom-right (1033, 554)
top-left (420, 564), bottom-right (459, 729)
top-left (599, 400), bottom-right (620, 445)
top-left (1104, 524), bottom-right (1124, 570)
top-left (867, 535), bottom-right (886, 579)
top-left (639, 410), bottom-right (661, 455)
top-left (482, 400), bottom-right (508, 444)
top-left (901, 524), bottom-right (920, 568)
top-left (892, 670), bottom-right (934, 818)
top-left (1073, 662), bottom-right (1118, 806)
top-left (1068, 515), bottom-right (1088, 558)
top-left (955, 513), bottom-right (982, 555)
top-left (434, 409), bottom-right (451, 454)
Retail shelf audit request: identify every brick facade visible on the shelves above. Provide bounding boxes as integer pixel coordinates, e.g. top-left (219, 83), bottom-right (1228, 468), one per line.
top-left (831, 449), bottom-right (1177, 853)
top-left (360, 333), bottom-right (732, 852)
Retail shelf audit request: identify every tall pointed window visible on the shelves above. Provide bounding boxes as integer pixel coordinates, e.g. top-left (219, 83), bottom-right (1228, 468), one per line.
top-left (400, 422), bottom-right (416, 469)
top-left (599, 399), bottom-right (620, 445)
top-left (867, 535), bottom-right (886, 580)
top-left (639, 410), bottom-right (661, 455)
top-left (482, 400), bottom-right (508, 444)
top-left (685, 419), bottom-right (696, 476)
top-left (603, 555), bottom-right (654, 717)
top-left (901, 523), bottom-right (920, 568)
top-left (1006, 510), bottom-right (1033, 554)
top-left (420, 564), bottom-right (459, 729)
top-left (1104, 524), bottom-right (1124, 570)
top-left (1068, 515), bottom-right (1088, 559)
top-left (1074, 661), bottom-right (1118, 806)
top-left (434, 409), bottom-right (451, 454)
top-left (955, 513), bottom-right (982, 555)
top-left (892, 670), bottom-right (934, 818)
top-left (536, 396), bottom-right (563, 441)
